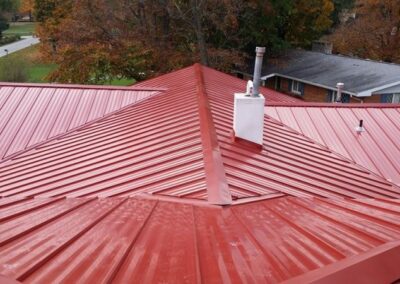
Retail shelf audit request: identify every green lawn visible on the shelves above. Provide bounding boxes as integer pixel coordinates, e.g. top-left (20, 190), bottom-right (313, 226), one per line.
top-left (0, 45), bottom-right (135, 86)
top-left (3, 22), bottom-right (37, 36)
top-left (109, 78), bottom-right (136, 86)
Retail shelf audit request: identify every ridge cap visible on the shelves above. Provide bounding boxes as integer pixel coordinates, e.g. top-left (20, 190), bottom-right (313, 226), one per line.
top-left (194, 64), bottom-right (232, 205)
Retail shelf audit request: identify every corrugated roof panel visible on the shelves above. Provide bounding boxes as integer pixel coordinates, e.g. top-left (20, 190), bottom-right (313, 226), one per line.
top-left (202, 66), bottom-right (400, 199)
top-left (0, 84), bottom-right (159, 161)
top-left (0, 71), bottom-right (210, 200)
top-left (0, 65), bottom-right (399, 201)
top-left (67, 89), bottom-right (97, 129)
top-left (266, 105), bottom-right (400, 185)
top-left (0, 88), bottom-right (43, 158)
top-left (1, 65), bottom-right (400, 283)
top-left (0, 196), bottom-right (399, 283)
top-left (27, 88), bottom-right (69, 147)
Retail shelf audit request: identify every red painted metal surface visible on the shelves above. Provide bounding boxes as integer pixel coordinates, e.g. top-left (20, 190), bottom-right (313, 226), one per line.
top-left (0, 83), bottom-right (159, 161)
top-left (194, 64), bottom-right (232, 204)
top-left (0, 196), bottom-right (399, 283)
top-left (0, 65), bottom-right (399, 201)
top-left (1, 65), bottom-right (400, 283)
top-left (283, 240), bottom-right (400, 284)
top-left (266, 104), bottom-right (400, 186)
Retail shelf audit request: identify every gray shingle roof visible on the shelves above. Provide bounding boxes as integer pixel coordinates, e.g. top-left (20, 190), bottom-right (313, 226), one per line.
top-left (262, 50), bottom-right (400, 96)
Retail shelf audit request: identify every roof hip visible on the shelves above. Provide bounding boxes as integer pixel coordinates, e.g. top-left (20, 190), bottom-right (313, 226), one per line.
top-left (194, 64), bottom-right (232, 205)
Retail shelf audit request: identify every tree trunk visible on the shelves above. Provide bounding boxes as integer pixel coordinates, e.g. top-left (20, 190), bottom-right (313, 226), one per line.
top-left (190, 0), bottom-right (209, 66)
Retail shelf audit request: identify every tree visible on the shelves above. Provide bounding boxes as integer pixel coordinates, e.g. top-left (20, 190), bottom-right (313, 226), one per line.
top-left (36, 0), bottom-right (340, 84)
top-left (0, 0), bottom-right (16, 38)
top-left (286, 0), bottom-right (334, 47)
top-left (19, 0), bottom-right (35, 21)
top-left (0, 15), bottom-right (9, 39)
top-left (330, 0), bottom-right (400, 63)
top-left (331, 0), bottom-right (355, 26)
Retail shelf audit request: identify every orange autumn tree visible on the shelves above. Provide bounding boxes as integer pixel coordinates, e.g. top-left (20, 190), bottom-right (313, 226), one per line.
top-left (286, 0), bottom-right (334, 47)
top-left (35, 0), bottom-right (338, 84)
top-left (330, 0), bottom-right (400, 62)
top-left (19, 0), bottom-right (34, 20)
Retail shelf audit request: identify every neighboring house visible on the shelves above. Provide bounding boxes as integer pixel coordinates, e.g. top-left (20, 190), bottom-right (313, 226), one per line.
top-left (0, 65), bottom-right (400, 283)
top-left (237, 49), bottom-right (400, 103)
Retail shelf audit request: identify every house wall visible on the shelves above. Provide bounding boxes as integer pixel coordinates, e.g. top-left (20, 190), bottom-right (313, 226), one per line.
top-left (363, 95), bottom-right (382, 103)
top-left (302, 84), bottom-right (329, 102)
top-left (272, 77), bottom-right (327, 102)
top-left (267, 76), bottom-right (388, 103)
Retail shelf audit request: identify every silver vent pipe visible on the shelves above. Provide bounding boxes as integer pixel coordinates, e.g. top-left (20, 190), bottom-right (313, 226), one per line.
top-left (252, 47), bottom-right (266, 97)
top-left (336, 82), bottom-right (344, 102)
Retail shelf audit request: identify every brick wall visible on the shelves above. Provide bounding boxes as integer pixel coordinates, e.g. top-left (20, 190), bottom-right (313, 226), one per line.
top-left (265, 78), bottom-right (275, 88)
top-left (276, 77), bottom-right (328, 102)
top-left (363, 95), bottom-right (382, 103)
top-left (265, 76), bottom-right (387, 103)
top-left (302, 84), bottom-right (329, 102)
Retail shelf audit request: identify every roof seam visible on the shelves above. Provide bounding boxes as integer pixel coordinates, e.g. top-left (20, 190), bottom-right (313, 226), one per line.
top-left (0, 91), bottom-right (163, 165)
top-left (106, 199), bottom-right (159, 283)
top-left (0, 82), bottom-right (166, 92)
top-left (264, 114), bottom-right (400, 189)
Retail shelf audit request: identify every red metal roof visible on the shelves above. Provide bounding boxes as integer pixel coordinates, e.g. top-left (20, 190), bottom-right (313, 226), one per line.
top-left (0, 196), bottom-right (399, 283)
top-left (265, 103), bottom-right (400, 186)
top-left (1, 64), bottom-right (400, 283)
top-left (0, 65), bottom-right (398, 201)
top-left (0, 83), bottom-right (160, 161)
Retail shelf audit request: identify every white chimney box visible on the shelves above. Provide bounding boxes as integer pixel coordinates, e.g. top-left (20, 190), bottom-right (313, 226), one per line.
top-left (233, 93), bottom-right (265, 145)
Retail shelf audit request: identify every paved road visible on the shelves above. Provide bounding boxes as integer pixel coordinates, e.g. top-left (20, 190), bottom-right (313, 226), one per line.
top-left (0, 36), bottom-right (40, 58)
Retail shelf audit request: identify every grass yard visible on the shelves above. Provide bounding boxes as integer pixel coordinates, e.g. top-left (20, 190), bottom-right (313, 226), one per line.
top-left (3, 22), bottom-right (37, 36)
top-left (0, 45), bottom-right (57, 83)
top-left (0, 45), bottom-right (135, 86)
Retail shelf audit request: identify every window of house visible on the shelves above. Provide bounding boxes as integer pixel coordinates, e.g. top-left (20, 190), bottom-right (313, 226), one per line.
top-left (288, 80), bottom-right (304, 96)
top-left (381, 94), bottom-right (400, 103)
top-left (327, 90), bottom-right (337, 102)
top-left (291, 81), bottom-right (302, 94)
top-left (276, 77), bottom-right (281, 90)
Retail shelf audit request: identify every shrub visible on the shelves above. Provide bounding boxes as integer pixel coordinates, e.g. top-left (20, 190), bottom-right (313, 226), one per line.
top-left (0, 35), bottom-right (21, 46)
top-left (0, 55), bottom-right (29, 82)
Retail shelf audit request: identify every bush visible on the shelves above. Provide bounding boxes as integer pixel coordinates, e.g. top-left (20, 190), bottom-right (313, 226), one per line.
top-left (0, 35), bottom-right (21, 46)
top-left (0, 55), bottom-right (29, 82)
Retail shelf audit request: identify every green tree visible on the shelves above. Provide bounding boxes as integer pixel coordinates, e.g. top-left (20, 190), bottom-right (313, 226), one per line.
top-left (0, 0), bottom-right (17, 38)
top-left (286, 0), bottom-right (334, 47)
top-left (0, 15), bottom-right (9, 39)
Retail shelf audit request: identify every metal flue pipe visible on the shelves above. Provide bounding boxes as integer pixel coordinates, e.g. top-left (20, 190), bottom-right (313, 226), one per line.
top-left (336, 82), bottom-right (344, 102)
top-left (252, 47), bottom-right (266, 97)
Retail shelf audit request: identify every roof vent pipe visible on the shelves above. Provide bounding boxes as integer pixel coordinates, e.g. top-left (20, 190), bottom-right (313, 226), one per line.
top-left (336, 82), bottom-right (344, 102)
top-left (253, 47), bottom-right (266, 97)
top-left (355, 119), bottom-right (365, 133)
top-left (233, 47), bottom-right (266, 146)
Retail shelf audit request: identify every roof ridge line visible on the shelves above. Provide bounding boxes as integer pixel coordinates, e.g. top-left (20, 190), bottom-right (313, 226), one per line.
top-left (265, 114), bottom-right (400, 190)
top-left (194, 63), bottom-right (232, 205)
top-left (0, 82), bottom-right (166, 92)
top-left (0, 91), bottom-right (163, 166)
